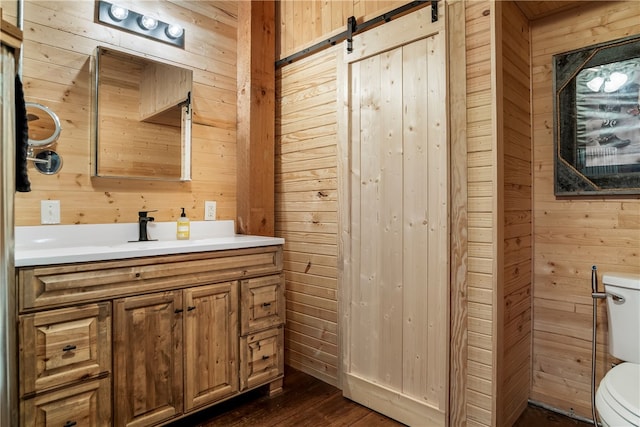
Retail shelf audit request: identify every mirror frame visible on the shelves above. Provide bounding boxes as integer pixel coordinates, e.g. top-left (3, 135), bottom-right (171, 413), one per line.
top-left (553, 34), bottom-right (640, 196)
top-left (91, 46), bottom-right (193, 182)
top-left (26, 102), bottom-right (62, 147)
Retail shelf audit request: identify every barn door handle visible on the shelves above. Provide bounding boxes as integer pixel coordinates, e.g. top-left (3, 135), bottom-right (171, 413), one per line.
top-left (62, 345), bottom-right (77, 352)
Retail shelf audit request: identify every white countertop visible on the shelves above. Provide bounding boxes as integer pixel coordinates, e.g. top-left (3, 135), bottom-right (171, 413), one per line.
top-left (15, 221), bottom-right (284, 267)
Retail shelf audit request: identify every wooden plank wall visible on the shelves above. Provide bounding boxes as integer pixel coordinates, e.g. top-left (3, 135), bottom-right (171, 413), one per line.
top-left (498, 2), bottom-right (532, 426)
top-left (275, 0), bottom-right (411, 387)
top-left (448, 1), bottom-right (469, 425)
top-left (1, 4), bottom-right (19, 27)
top-left (236, 1), bottom-right (276, 237)
top-left (464, 2), bottom-right (495, 425)
top-left (12, 1), bottom-right (238, 225)
top-left (530, 1), bottom-right (640, 419)
top-left (275, 45), bottom-right (340, 385)
top-left (277, 1), bottom-right (406, 60)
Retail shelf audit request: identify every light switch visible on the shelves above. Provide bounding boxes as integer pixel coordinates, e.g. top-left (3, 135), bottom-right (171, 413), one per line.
top-left (41, 200), bottom-right (61, 224)
top-left (205, 201), bottom-right (216, 221)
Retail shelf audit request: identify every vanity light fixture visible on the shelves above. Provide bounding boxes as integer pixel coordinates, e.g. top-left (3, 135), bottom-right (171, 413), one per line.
top-left (108, 4), bottom-right (128, 21)
top-left (139, 15), bottom-right (158, 31)
top-left (97, 1), bottom-right (185, 48)
top-left (166, 24), bottom-right (184, 39)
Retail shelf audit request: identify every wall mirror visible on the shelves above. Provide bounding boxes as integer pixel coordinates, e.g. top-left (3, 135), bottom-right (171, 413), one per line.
top-left (26, 102), bottom-right (61, 147)
top-left (92, 46), bottom-right (193, 181)
top-left (26, 102), bottom-right (64, 174)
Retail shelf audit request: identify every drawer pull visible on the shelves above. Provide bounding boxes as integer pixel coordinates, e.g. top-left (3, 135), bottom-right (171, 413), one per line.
top-left (64, 421), bottom-right (77, 427)
top-left (175, 308), bottom-right (184, 313)
top-left (62, 345), bottom-right (77, 352)
top-left (187, 306), bottom-right (196, 311)
top-left (262, 355), bottom-right (270, 360)
top-left (261, 302), bottom-right (272, 308)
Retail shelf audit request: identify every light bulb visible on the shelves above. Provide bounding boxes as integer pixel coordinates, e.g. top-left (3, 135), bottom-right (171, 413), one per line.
top-left (604, 72), bottom-right (628, 93)
top-left (139, 15), bottom-right (158, 31)
top-left (587, 76), bottom-right (604, 92)
top-left (166, 24), bottom-right (184, 39)
top-left (109, 4), bottom-right (129, 21)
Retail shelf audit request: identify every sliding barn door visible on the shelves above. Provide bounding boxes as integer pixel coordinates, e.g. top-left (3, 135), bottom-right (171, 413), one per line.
top-left (339, 7), bottom-right (448, 426)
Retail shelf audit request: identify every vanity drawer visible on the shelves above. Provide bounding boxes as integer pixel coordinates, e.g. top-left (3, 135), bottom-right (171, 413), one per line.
top-left (239, 327), bottom-right (284, 391)
top-left (240, 274), bottom-right (285, 335)
top-left (20, 377), bottom-right (111, 427)
top-left (19, 303), bottom-right (111, 396)
top-left (19, 246), bottom-right (283, 311)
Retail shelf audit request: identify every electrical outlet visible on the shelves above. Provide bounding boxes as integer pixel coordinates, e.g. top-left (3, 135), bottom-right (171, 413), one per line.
top-left (41, 200), bottom-right (61, 224)
top-left (204, 201), bottom-right (217, 221)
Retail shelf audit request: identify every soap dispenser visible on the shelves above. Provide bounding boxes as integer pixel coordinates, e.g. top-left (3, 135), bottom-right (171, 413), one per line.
top-left (177, 207), bottom-right (190, 240)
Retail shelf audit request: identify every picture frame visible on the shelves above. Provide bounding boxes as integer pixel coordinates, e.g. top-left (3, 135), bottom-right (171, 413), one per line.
top-left (553, 34), bottom-right (640, 196)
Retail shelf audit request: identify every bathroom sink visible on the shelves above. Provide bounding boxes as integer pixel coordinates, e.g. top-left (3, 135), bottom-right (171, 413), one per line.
top-left (15, 221), bottom-right (284, 267)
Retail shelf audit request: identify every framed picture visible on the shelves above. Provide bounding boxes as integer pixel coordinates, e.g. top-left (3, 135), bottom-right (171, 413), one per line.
top-left (553, 34), bottom-right (640, 196)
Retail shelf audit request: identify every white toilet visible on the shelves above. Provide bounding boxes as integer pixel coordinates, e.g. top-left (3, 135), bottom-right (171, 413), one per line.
top-left (595, 272), bottom-right (640, 427)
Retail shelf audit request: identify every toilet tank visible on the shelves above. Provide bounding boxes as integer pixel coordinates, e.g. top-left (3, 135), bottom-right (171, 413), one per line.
top-left (602, 272), bottom-right (640, 363)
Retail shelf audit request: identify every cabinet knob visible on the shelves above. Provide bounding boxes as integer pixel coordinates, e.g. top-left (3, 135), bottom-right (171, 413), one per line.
top-left (64, 422), bottom-right (77, 427)
top-left (62, 345), bottom-right (77, 352)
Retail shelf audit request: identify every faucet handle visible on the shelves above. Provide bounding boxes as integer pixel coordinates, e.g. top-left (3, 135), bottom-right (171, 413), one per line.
top-left (138, 210), bottom-right (157, 218)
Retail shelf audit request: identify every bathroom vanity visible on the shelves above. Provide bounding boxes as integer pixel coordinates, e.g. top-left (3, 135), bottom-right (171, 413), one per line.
top-left (15, 222), bottom-right (285, 427)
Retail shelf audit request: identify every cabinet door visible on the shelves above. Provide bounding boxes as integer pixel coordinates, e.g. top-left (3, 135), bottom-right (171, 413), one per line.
top-left (20, 378), bottom-right (111, 427)
top-left (20, 303), bottom-right (111, 395)
top-left (240, 274), bottom-right (285, 335)
top-left (114, 292), bottom-right (183, 427)
top-left (239, 327), bottom-right (284, 391)
top-left (184, 281), bottom-right (239, 411)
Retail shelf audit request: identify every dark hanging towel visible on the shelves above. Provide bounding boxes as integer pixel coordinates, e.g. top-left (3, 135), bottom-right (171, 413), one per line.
top-left (15, 74), bottom-right (31, 192)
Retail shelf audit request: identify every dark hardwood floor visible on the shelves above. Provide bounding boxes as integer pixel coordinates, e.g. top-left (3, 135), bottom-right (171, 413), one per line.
top-left (168, 366), bottom-right (591, 427)
top-left (513, 405), bottom-right (592, 427)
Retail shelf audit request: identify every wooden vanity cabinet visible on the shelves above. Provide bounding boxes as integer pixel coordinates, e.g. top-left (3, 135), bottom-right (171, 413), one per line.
top-left (113, 291), bottom-right (184, 427)
top-left (20, 378), bottom-right (111, 427)
top-left (239, 274), bottom-right (286, 393)
top-left (19, 303), bottom-right (111, 396)
top-left (240, 327), bottom-right (284, 391)
top-left (18, 246), bottom-right (284, 427)
top-left (183, 282), bottom-right (239, 411)
top-left (240, 274), bottom-right (285, 335)
top-left (19, 303), bottom-right (112, 427)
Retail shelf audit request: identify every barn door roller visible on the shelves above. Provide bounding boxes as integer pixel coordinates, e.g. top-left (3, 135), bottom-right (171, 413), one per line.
top-left (346, 0), bottom-right (438, 54)
top-left (346, 16), bottom-right (357, 53)
top-left (431, 0), bottom-right (439, 23)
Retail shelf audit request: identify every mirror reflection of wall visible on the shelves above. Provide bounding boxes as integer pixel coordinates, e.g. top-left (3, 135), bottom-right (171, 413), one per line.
top-left (93, 47), bottom-right (193, 181)
top-left (26, 102), bottom-right (61, 146)
top-left (576, 58), bottom-right (640, 171)
top-left (25, 102), bottom-right (64, 175)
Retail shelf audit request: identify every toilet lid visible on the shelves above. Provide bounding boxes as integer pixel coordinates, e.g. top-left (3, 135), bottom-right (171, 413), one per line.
top-left (602, 363), bottom-right (640, 419)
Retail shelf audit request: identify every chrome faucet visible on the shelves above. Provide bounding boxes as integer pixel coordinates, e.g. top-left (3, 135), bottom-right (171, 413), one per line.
top-left (137, 211), bottom-right (156, 241)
